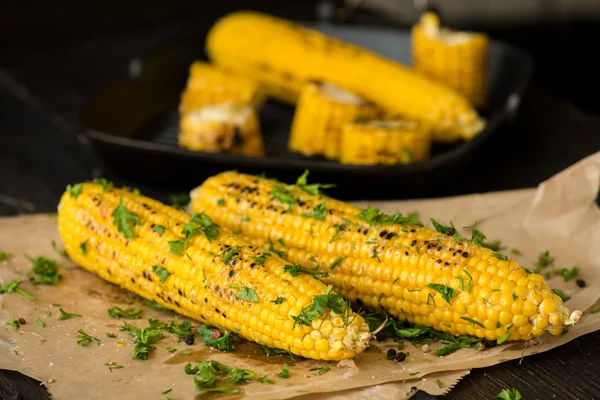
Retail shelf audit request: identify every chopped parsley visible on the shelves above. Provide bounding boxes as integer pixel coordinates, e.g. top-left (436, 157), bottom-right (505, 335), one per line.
top-left (258, 344), bottom-right (296, 360)
top-left (236, 286), bottom-right (258, 303)
top-left (257, 376), bottom-right (274, 384)
top-left (552, 289), bottom-right (571, 302)
top-left (217, 199), bottom-right (225, 206)
top-left (58, 308), bottom-right (82, 320)
top-left (76, 329), bottom-right (101, 346)
top-left (79, 240), bottom-right (87, 255)
top-left (92, 178), bottom-right (113, 191)
top-left (546, 266), bottom-right (579, 282)
top-left (493, 252), bottom-right (508, 260)
top-left (284, 264), bottom-right (328, 278)
top-left (0, 278), bottom-right (36, 300)
top-left (108, 306), bottom-right (143, 319)
top-left (591, 306), bottom-right (600, 314)
top-left (108, 364), bottom-right (124, 372)
top-left (309, 366), bottom-right (330, 376)
top-left (168, 240), bottom-right (185, 257)
top-left (107, 333), bottom-right (116, 338)
top-left (328, 256), bottom-right (346, 270)
top-left (357, 205), bottom-right (422, 227)
top-left (51, 240), bottom-right (67, 257)
top-left (165, 318), bottom-right (194, 342)
top-left (251, 253), bottom-right (271, 266)
top-left (292, 285), bottom-right (348, 328)
top-left (497, 388), bottom-right (522, 400)
top-left (153, 225), bottom-right (166, 235)
top-left (167, 346), bottom-right (177, 353)
top-left (510, 248), bottom-right (521, 255)
top-left (463, 269), bottom-right (473, 293)
top-left (221, 246), bottom-right (242, 264)
top-left (426, 284), bottom-right (456, 304)
top-left (189, 213), bottom-right (220, 241)
top-left (497, 330), bottom-right (511, 345)
top-left (152, 266), bottom-right (170, 283)
top-left (196, 325), bottom-right (240, 351)
top-left (409, 372), bottom-right (420, 376)
top-left (0, 251), bottom-right (11, 261)
top-left (436, 379), bottom-right (443, 388)
top-left (270, 296), bottom-right (286, 304)
top-left (186, 361), bottom-right (241, 394)
top-left (463, 222), bottom-right (502, 250)
top-left (112, 198), bottom-right (139, 240)
top-left (534, 250), bottom-right (554, 273)
top-left (270, 187), bottom-right (297, 206)
top-left (277, 238), bottom-right (285, 247)
top-left (6, 318), bottom-right (21, 329)
top-left (292, 170), bottom-right (335, 195)
top-left (66, 183), bottom-right (83, 198)
top-left (180, 350), bottom-right (192, 355)
top-left (36, 318), bottom-right (46, 327)
top-left (300, 202), bottom-right (327, 220)
top-left (512, 292), bottom-right (518, 301)
top-left (120, 319), bottom-right (166, 360)
top-left (430, 218), bottom-right (456, 236)
top-left (27, 255), bottom-right (61, 285)
top-left (460, 317), bottom-right (485, 328)
top-left (277, 363), bottom-right (290, 379)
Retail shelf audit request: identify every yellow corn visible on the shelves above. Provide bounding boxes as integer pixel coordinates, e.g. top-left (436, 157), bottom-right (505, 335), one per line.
top-left (178, 102), bottom-right (264, 156)
top-left (178, 61), bottom-right (265, 114)
top-left (412, 12), bottom-right (488, 109)
top-left (340, 117), bottom-right (431, 165)
top-left (206, 11), bottom-right (485, 142)
top-left (191, 172), bottom-right (582, 342)
top-left (289, 82), bottom-right (380, 160)
top-left (57, 183), bottom-right (370, 360)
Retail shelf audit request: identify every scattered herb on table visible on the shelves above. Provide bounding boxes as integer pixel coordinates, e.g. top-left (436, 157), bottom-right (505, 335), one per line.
top-left (165, 318), bottom-right (194, 343)
top-left (120, 319), bottom-right (166, 360)
top-left (0, 251), bottom-right (11, 261)
top-left (409, 372), bottom-right (420, 376)
top-left (510, 248), bottom-right (521, 255)
top-left (197, 325), bottom-right (240, 351)
top-left (0, 279), bottom-right (37, 300)
top-left (6, 318), bottom-right (21, 329)
top-left (108, 306), bottom-right (143, 319)
top-left (534, 250), bottom-right (554, 273)
top-left (277, 363), bottom-right (290, 379)
top-left (76, 329), bottom-right (101, 346)
top-left (107, 333), bottom-right (116, 338)
top-left (436, 379), bottom-right (443, 388)
top-left (36, 318), bottom-right (46, 327)
top-left (186, 360), bottom-right (242, 394)
top-left (545, 266), bottom-right (579, 282)
top-left (309, 366), bottom-right (330, 376)
top-left (497, 388), bottom-right (522, 400)
top-left (552, 289), bottom-right (571, 302)
top-left (108, 364), bottom-right (124, 372)
top-left (58, 308), bottom-right (82, 320)
top-left (257, 376), bottom-right (275, 384)
top-left (27, 255), bottom-right (62, 285)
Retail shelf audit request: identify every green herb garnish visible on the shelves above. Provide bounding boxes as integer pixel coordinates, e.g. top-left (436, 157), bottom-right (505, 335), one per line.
top-left (92, 178), bottom-right (113, 191)
top-left (153, 225), bottom-right (166, 235)
top-left (277, 363), bottom-right (290, 379)
top-left (76, 329), bottom-right (101, 346)
top-left (0, 278), bottom-right (36, 300)
top-left (112, 198), bottom-right (139, 240)
top-left (309, 366), bottom-right (330, 376)
top-left (165, 318), bottom-right (194, 342)
top-left (6, 318), bottom-right (21, 329)
top-left (328, 256), bottom-right (346, 270)
top-left (27, 255), bottom-right (61, 285)
top-left (460, 317), bottom-right (484, 328)
top-left (236, 286), bottom-right (259, 303)
top-left (497, 388), bottom-right (522, 400)
top-left (168, 193), bottom-right (190, 208)
top-left (251, 253), bottom-right (271, 266)
top-left (197, 326), bottom-right (240, 351)
top-left (284, 264), bottom-right (328, 278)
top-left (553, 289), bottom-right (571, 302)
top-left (0, 251), bottom-right (11, 261)
top-left (293, 170), bottom-right (335, 195)
top-left (168, 240), bottom-right (185, 257)
top-left (66, 183), bottom-right (83, 198)
top-left (152, 266), bottom-right (170, 283)
top-left (58, 308), bottom-right (82, 320)
top-left (36, 318), bottom-right (46, 327)
top-left (120, 320), bottom-right (166, 360)
top-left (301, 202), bottom-right (327, 220)
top-left (270, 296), bottom-right (286, 304)
top-left (217, 199), bottom-right (225, 206)
top-left (426, 284), bottom-right (456, 304)
top-left (108, 306), bottom-right (143, 319)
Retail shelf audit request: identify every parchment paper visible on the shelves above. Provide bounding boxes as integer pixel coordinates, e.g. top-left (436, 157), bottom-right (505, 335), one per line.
top-left (2, 151), bottom-right (600, 400)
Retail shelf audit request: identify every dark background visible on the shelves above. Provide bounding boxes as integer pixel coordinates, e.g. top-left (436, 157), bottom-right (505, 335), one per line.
top-left (1, 1), bottom-right (600, 399)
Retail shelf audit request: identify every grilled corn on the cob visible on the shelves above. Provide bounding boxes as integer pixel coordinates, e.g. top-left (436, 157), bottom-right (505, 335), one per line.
top-left (412, 12), bottom-right (488, 109)
top-left (178, 102), bottom-right (264, 156)
top-left (57, 183), bottom-right (370, 360)
top-left (179, 61), bottom-right (265, 114)
top-left (288, 82), bottom-right (380, 159)
top-left (190, 172), bottom-right (582, 342)
top-left (206, 11), bottom-right (485, 142)
top-left (340, 117), bottom-right (431, 165)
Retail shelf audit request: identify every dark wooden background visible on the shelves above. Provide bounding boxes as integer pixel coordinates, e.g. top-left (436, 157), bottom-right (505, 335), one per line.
top-left (1, 1), bottom-right (600, 399)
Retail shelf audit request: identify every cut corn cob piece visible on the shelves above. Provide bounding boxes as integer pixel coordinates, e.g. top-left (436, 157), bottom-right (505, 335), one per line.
top-left (178, 102), bottom-right (264, 156)
top-left (288, 82), bottom-right (380, 159)
top-left (179, 61), bottom-right (265, 114)
top-left (206, 11), bottom-right (485, 142)
top-left (191, 172), bottom-right (582, 342)
top-left (340, 116), bottom-right (431, 165)
top-left (412, 12), bottom-right (488, 109)
top-left (56, 183), bottom-right (370, 360)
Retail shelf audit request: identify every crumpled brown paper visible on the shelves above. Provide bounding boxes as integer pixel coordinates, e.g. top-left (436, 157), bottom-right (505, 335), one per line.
top-left (2, 152), bottom-right (600, 400)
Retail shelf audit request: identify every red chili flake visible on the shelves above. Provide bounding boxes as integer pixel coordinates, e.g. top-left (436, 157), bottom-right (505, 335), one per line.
top-left (211, 329), bottom-right (221, 339)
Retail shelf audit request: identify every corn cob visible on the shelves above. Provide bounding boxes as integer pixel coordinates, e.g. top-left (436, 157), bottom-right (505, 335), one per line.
top-left (288, 82), bottom-right (380, 160)
top-left (412, 12), bottom-right (488, 109)
top-left (178, 102), bottom-right (264, 156)
top-left (179, 61), bottom-right (265, 114)
top-left (340, 116), bottom-right (431, 165)
top-left (190, 172), bottom-right (582, 342)
top-left (57, 183), bottom-right (370, 360)
top-left (206, 11), bottom-right (485, 142)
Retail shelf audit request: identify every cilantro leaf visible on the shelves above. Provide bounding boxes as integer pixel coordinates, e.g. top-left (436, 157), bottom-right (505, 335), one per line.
top-left (165, 318), bottom-right (194, 342)
top-left (300, 202), bottom-right (327, 220)
top-left (0, 251), bottom-right (11, 261)
top-left (270, 296), bottom-right (286, 304)
top-left (546, 266), bottom-right (579, 282)
top-left (257, 376), bottom-right (274, 384)
top-left (493, 252), bottom-right (508, 260)
top-left (356, 205), bottom-right (379, 224)
top-left (497, 331), bottom-right (511, 345)
top-left (189, 213), bottom-right (219, 241)
top-left (6, 317), bottom-right (21, 329)
top-left (168, 240), bottom-right (185, 257)
top-left (222, 246), bottom-right (242, 264)
top-left (251, 253), bottom-right (271, 266)
top-left (534, 250), bottom-right (554, 273)
top-left (112, 197), bottom-right (139, 240)
top-left (426, 284), bottom-right (456, 304)
top-left (153, 225), bottom-right (165, 235)
top-left (293, 170), bottom-right (335, 195)
top-left (120, 320), bottom-right (165, 360)
top-left (196, 325), bottom-right (240, 351)
top-left (271, 187), bottom-right (296, 206)
top-left (497, 388), bottom-right (522, 400)
top-left (236, 286), bottom-right (258, 303)
top-left (152, 265), bottom-right (170, 283)
top-left (277, 363), bottom-right (290, 378)
top-left (66, 183), bottom-right (83, 198)
top-left (91, 178), bottom-right (113, 191)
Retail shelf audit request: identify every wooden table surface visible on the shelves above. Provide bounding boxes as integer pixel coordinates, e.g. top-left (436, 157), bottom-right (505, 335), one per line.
top-left (1, 3), bottom-right (600, 399)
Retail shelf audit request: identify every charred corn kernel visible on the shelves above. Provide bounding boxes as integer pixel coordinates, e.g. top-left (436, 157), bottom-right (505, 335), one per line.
top-left (57, 182), bottom-right (370, 360)
top-left (412, 12), bottom-right (488, 110)
top-left (206, 11), bottom-right (485, 141)
top-left (190, 171), bottom-right (582, 342)
top-left (178, 102), bottom-right (264, 156)
top-left (288, 82), bottom-right (379, 159)
top-left (179, 61), bottom-right (265, 113)
top-left (339, 117), bottom-right (431, 165)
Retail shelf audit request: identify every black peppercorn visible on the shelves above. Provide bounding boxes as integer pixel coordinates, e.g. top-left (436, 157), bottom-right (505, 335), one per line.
top-left (576, 279), bottom-right (586, 288)
top-left (395, 352), bottom-right (406, 363)
top-left (386, 348), bottom-right (397, 360)
top-left (482, 339), bottom-right (496, 348)
top-left (375, 331), bottom-right (387, 341)
top-left (184, 335), bottom-right (195, 345)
